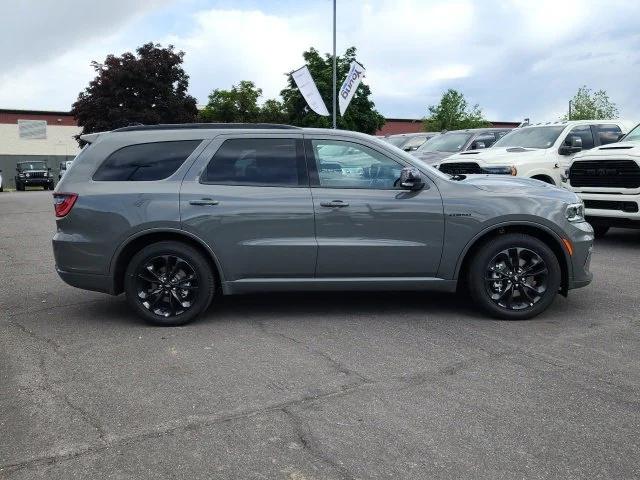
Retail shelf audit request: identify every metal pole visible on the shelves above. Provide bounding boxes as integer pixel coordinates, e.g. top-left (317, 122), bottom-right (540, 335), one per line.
top-left (332, 0), bottom-right (337, 129)
top-left (568, 100), bottom-right (572, 120)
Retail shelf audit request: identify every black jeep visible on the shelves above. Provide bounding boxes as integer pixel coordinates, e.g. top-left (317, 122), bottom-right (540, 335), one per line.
top-left (15, 161), bottom-right (54, 191)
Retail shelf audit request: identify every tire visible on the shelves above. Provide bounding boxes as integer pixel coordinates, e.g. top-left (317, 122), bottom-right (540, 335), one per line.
top-left (124, 241), bottom-right (215, 326)
top-left (16, 182), bottom-right (24, 191)
top-left (467, 233), bottom-right (561, 320)
top-left (593, 225), bottom-right (609, 238)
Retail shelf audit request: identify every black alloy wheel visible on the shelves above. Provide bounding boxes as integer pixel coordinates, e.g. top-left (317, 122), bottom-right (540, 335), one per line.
top-left (124, 241), bottom-right (215, 326)
top-left (135, 254), bottom-right (199, 318)
top-left (468, 233), bottom-right (561, 320)
top-left (485, 247), bottom-right (548, 310)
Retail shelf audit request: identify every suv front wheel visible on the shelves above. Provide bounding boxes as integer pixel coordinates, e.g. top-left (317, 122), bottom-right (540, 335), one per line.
top-left (124, 241), bottom-right (215, 326)
top-left (467, 233), bottom-right (561, 320)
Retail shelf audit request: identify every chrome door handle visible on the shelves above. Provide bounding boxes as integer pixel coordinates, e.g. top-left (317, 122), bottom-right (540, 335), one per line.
top-left (189, 198), bottom-right (219, 206)
top-left (320, 200), bottom-right (349, 208)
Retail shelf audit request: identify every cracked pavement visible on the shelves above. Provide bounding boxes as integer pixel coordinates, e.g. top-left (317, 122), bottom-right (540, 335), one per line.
top-left (1, 191), bottom-right (639, 479)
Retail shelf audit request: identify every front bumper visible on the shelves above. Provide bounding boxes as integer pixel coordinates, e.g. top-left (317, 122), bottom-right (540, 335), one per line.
top-left (565, 220), bottom-right (594, 290)
top-left (18, 177), bottom-right (54, 186)
top-left (575, 191), bottom-right (640, 228)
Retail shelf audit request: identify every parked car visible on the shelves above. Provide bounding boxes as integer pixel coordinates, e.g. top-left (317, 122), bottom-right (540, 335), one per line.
top-left (15, 160), bottom-right (54, 191)
top-left (53, 123), bottom-right (593, 326)
top-left (59, 160), bottom-right (74, 180)
top-left (384, 132), bottom-right (439, 152)
top-left (565, 122), bottom-right (640, 237)
top-left (438, 121), bottom-right (630, 185)
top-left (411, 128), bottom-right (511, 165)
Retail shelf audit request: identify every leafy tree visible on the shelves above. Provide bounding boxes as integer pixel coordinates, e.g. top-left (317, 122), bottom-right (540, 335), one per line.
top-left (423, 89), bottom-right (489, 131)
top-left (71, 43), bottom-right (197, 141)
top-left (280, 47), bottom-right (385, 134)
top-left (199, 80), bottom-right (262, 123)
top-left (259, 98), bottom-right (288, 124)
top-left (564, 85), bottom-right (619, 120)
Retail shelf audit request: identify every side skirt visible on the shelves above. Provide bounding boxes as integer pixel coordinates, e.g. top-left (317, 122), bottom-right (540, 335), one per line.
top-left (222, 277), bottom-right (457, 295)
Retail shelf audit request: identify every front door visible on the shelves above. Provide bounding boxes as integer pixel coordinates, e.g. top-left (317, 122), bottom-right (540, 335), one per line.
top-left (180, 134), bottom-right (317, 282)
top-left (306, 137), bottom-right (444, 277)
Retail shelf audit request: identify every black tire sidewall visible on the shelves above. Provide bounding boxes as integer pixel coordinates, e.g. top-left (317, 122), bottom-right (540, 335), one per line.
top-left (124, 241), bottom-right (215, 326)
top-left (468, 234), bottom-right (561, 320)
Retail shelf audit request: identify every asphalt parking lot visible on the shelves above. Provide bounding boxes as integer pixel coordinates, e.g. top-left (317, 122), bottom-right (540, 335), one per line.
top-left (1, 190), bottom-right (639, 479)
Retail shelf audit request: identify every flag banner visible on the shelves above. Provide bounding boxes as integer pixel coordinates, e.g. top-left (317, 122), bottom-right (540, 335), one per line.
top-left (339, 61), bottom-right (366, 115)
top-left (291, 65), bottom-right (330, 116)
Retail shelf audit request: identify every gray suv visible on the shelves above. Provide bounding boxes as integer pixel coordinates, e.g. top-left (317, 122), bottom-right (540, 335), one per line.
top-left (53, 124), bottom-right (593, 326)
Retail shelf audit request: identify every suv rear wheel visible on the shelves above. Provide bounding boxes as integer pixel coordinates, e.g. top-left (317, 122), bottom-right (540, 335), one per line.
top-left (124, 241), bottom-right (215, 326)
top-left (467, 233), bottom-right (561, 320)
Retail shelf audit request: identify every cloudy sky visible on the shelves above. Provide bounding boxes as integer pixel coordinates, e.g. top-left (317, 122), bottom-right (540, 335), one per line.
top-left (1, 0), bottom-right (639, 122)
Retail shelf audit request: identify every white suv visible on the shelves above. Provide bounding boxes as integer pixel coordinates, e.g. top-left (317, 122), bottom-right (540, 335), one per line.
top-left (437, 121), bottom-right (630, 185)
top-left (565, 123), bottom-right (640, 237)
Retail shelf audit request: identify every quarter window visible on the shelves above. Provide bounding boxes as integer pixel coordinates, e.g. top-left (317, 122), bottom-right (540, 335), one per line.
top-left (202, 138), bottom-right (304, 186)
top-left (595, 124), bottom-right (623, 145)
top-left (565, 125), bottom-right (594, 150)
top-left (311, 140), bottom-right (403, 189)
top-left (93, 140), bottom-right (201, 181)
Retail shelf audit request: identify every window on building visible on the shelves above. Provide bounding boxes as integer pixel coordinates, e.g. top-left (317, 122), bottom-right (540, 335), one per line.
top-left (93, 140), bottom-right (201, 181)
top-left (18, 120), bottom-right (47, 139)
top-left (202, 138), bottom-right (304, 186)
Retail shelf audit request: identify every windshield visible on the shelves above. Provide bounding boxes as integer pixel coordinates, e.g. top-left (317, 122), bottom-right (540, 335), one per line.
top-left (18, 161), bottom-right (47, 171)
top-left (493, 126), bottom-right (565, 149)
top-left (623, 123), bottom-right (640, 143)
top-left (385, 136), bottom-right (409, 147)
top-left (417, 132), bottom-right (473, 153)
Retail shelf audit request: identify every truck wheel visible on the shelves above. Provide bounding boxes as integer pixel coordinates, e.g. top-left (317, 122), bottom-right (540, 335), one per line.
top-left (593, 226), bottom-right (609, 238)
top-left (467, 233), bottom-right (561, 320)
top-left (124, 241), bottom-right (216, 326)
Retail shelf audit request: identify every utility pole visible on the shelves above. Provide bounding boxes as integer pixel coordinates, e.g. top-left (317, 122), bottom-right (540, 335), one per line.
top-left (332, 0), bottom-right (337, 129)
top-left (568, 100), bottom-right (572, 120)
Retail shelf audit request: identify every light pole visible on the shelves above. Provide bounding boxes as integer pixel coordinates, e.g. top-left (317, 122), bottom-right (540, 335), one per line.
top-left (332, 0), bottom-right (337, 129)
top-left (568, 100), bottom-right (572, 120)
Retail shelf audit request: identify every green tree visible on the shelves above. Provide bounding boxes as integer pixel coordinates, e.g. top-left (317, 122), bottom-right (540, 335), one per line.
top-left (259, 98), bottom-right (288, 124)
top-left (423, 89), bottom-right (489, 131)
top-left (71, 43), bottom-right (197, 141)
top-left (280, 47), bottom-right (385, 134)
top-left (199, 80), bottom-right (262, 123)
top-left (564, 85), bottom-right (619, 120)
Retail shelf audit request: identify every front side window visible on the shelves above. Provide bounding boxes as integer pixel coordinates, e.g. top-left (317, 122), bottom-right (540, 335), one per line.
top-left (418, 132), bottom-right (473, 153)
top-left (565, 125), bottom-right (594, 150)
top-left (93, 140), bottom-right (201, 181)
top-left (202, 138), bottom-right (304, 186)
top-left (311, 140), bottom-right (403, 189)
top-left (493, 126), bottom-right (565, 149)
top-left (595, 124), bottom-right (623, 145)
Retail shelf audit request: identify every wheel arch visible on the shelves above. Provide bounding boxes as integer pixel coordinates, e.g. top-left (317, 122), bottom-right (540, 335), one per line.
top-left (455, 222), bottom-right (570, 296)
top-left (110, 228), bottom-right (225, 295)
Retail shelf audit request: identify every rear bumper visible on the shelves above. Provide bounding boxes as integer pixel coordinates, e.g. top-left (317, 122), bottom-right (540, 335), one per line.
top-left (55, 267), bottom-right (113, 295)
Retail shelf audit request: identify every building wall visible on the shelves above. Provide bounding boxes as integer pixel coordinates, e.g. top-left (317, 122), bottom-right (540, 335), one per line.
top-left (0, 120), bottom-right (81, 189)
top-left (376, 118), bottom-right (521, 136)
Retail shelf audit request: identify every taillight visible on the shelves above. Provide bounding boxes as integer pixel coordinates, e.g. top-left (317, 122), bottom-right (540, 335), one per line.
top-left (53, 193), bottom-right (78, 218)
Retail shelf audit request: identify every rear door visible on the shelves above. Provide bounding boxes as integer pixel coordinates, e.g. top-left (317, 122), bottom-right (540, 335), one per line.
top-left (306, 135), bottom-right (444, 277)
top-left (180, 133), bottom-right (317, 281)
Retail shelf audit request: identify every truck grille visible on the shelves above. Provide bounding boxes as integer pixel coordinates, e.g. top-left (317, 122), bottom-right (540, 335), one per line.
top-left (570, 160), bottom-right (640, 188)
top-left (439, 162), bottom-right (483, 175)
top-left (584, 200), bottom-right (638, 213)
top-left (26, 171), bottom-right (45, 178)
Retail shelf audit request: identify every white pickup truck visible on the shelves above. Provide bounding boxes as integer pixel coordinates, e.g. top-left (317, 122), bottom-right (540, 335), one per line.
top-left (437, 120), bottom-right (630, 185)
top-left (565, 123), bottom-right (640, 237)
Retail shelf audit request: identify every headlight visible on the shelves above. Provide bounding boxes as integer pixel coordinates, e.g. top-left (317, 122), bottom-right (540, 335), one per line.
top-left (483, 166), bottom-right (517, 176)
top-left (565, 202), bottom-right (585, 222)
top-left (43, 172), bottom-right (49, 177)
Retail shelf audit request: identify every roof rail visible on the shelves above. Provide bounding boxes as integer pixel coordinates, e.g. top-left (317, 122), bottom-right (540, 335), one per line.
top-left (112, 123), bottom-right (302, 132)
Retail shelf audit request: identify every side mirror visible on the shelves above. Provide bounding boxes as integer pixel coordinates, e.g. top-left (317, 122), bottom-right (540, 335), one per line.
top-left (559, 135), bottom-right (583, 155)
top-left (398, 167), bottom-right (425, 191)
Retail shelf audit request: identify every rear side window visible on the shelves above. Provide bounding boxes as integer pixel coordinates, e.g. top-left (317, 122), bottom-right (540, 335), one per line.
top-left (202, 138), bottom-right (305, 186)
top-left (595, 124), bottom-right (623, 145)
top-left (93, 140), bottom-right (201, 181)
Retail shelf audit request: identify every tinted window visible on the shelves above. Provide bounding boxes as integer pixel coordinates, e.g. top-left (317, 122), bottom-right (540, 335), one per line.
top-left (595, 124), bottom-right (623, 145)
top-left (311, 140), bottom-right (403, 189)
top-left (494, 126), bottom-right (565, 149)
top-left (94, 140), bottom-right (200, 181)
top-left (565, 125), bottom-right (594, 150)
top-left (203, 138), bottom-right (303, 186)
